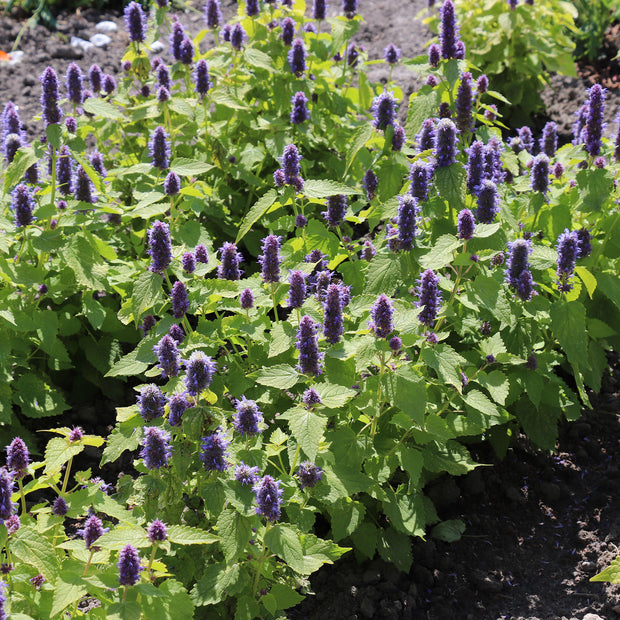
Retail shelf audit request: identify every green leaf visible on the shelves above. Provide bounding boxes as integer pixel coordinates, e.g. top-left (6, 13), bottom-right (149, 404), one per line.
top-left (382, 488), bottom-right (426, 537)
top-left (44, 437), bottom-right (84, 475)
top-left (105, 348), bottom-right (149, 378)
top-left (303, 179), bottom-right (360, 199)
top-left (469, 276), bottom-right (513, 325)
top-left (365, 253), bottom-right (403, 295)
top-left (405, 87), bottom-right (439, 141)
top-left (476, 370), bottom-right (510, 406)
top-left (396, 446), bottom-right (423, 486)
top-left (345, 124), bottom-right (373, 174)
top-left (598, 273), bottom-right (620, 311)
top-left (314, 382), bottom-right (356, 408)
top-left (264, 524), bottom-right (305, 574)
top-left (300, 533), bottom-right (350, 574)
top-left (283, 406), bottom-right (327, 461)
top-left (463, 389), bottom-right (509, 427)
top-left (329, 498), bottom-right (365, 541)
top-left (132, 271), bottom-right (164, 319)
top-left (349, 521), bottom-right (378, 560)
top-left (217, 509), bottom-right (252, 562)
top-left (431, 519), bottom-right (465, 542)
top-left (13, 374), bottom-right (69, 418)
top-left (170, 158), bottom-right (213, 176)
top-left (268, 322), bottom-right (295, 358)
top-left (576, 168), bottom-right (614, 211)
top-left (167, 525), bottom-right (219, 546)
top-left (419, 234), bottom-right (461, 270)
top-left (591, 557), bottom-right (620, 583)
top-left (11, 526), bottom-right (60, 581)
top-left (82, 296), bottom-right (106, 330)
top-left (62, 235), bottom-right (107, 289)
top-left (377, 526), bottom-right (412, 572)
top-left (97, 526), bottom-right (150, 550)
top-left (236, 189), bottom-right (277, 244)
top-left (550, 299), bottom-right (587, 371)
top-left (435, 164), bottom-right (466, 211)
top-left (51, 572), bottom-right (88, 617)
top-left (254, 364), bottom-right (299, 389)
top-left (422, 343), bottom-right (467, 392)
top-left (191, 562), bottom-right (242, 606)
top-left (268, 582), bottom-right (305, 609)
top-left (101, 419), bottom-right (142, 466)
top-left (575, 266), bottom-right (597, 298)
top-left (83, 98), bottom-right (124, 119)
top-left (530, 245), bottom-right (557, 270)
top-left (381, 367), bottom-right (427, 424)
top-left (243, 47), bottom-right (275, 72)
top-left (422, 440), bottom-right (477, 475)
top-left (4, 146), bottom-right (40, 192)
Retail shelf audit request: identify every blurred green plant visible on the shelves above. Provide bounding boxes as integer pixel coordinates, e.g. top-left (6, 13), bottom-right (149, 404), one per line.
top-left (572, 0), bottom-right (620, 61)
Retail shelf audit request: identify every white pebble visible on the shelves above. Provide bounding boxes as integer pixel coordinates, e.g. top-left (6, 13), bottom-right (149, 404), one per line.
top-left (90, 33), bottom-right (112, 47)
top-left (95, 20), bottom-right (118, 33)
top-left (70, 36), bottom-right (94, 52)
top-left (7, 50), bottom-right (23, 65)
top-left (150, 40), bottom-right (165, 53)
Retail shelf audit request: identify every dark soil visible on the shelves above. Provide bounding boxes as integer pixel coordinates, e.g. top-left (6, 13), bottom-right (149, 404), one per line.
top-left (1, 1), bottom-right (620, 619)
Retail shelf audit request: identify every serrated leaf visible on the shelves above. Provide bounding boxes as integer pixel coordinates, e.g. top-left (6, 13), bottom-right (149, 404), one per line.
top-left (11, 526), bottom-right (60, 581)
top-left (217, 509), bottom-right (252, 562)
top-left (423, 440), bottom-right (477, 475)
top-left (431, 519), bottom-right (465, 542)
top-left (97, 526), bottom-right (149, 550)
top-left (329, 498), bottom-right (365, 541)
top-left (345, 124), bottom-right (373, 174)
top-left (167, 525), bottom-right (219, 546)
top-left (13, 373), bottom-right (69, 418)
top-left (132, 271), bottom-right (164, 319)
top-left (236, 189), bottom-right (277, 244)
top-left (83, 98), bottom-right (123, 119)
top-left (405, 87), bottom-right (439, 141)
top-left (422, 343), bottom-right (466, 393)
top-left (4, 146), bottom-right (40, 192)
top-left (382, 367), bottom-right (426, 424)
top-left (303, 179), bottom-right (360, 199)
top-left (105, 348), bottom-right (149, 377)
top-left (476, 370), bottom-right (509, 406)
top-left (101, 420), bottom-right (142, 466)
top-left (190, 563), bottom-right (241, 606)
top-left (550, 300), bottom-right (587, 370)
top-left (264, 524), bottom-right (305, 574)
top-left (82, 296), bottom-right (106, 330)
top-left (419, 235), bottom-right (461, 270)
top-left (51, 572), bottom-right (88, 617)
top-left (591, 557), bottom-right (620, 583)
top-left (243, 47), bottom-right (275, 72)
top-left (62, 235), bottom-right (107, 289)
top-left (300, 533), bottom-right (351, 574)
top-left (435, 164), bottom-right (466, 211)
top-left (377, 526), bottom-right (412, 572)
top-left (365, 253), bottom-right (403, 295)
top-left (44, 437), bottom-right (84, 475)
top-left (170, 158), bottom-right (213, 176)
top-left (254, 364), bottom-right (299, 389)
top-left (530, 245), bottom-right (557, 270)
top-left (268, 322), bottom-right (294, 358)
top-left (268, 582), bottom-right (305, 609)
top-left (314, 382), bottom-right (356, 408)
top-left (575, 266), bottom-right (597, 298)
top-left (285, 407), bottom-right (326, 461)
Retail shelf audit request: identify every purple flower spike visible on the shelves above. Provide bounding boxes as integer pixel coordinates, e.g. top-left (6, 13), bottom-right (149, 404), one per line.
top-left (455, 72), bottom-right (473, 134)
top-left (370, 294), bottom-right (394, 338)
top-left (428, 43), bottom-right (440, 67)
top-left (11, 183), bottom-right (35, 228)
top-left (169, 324), bottom-right (184, 344)
top-left (584, 84), bottom-right (606, 157)
top-left (396, 194), bottom-right (420, 250)
top-left (240, 288), bottom-right (254, 310)
top-left (323, 194), bottom-right (347, 227)
top-left (439, 0), bottom-right (460, 59)
top-left (168, 392), bottom-right (190, 426)
top-left (65, 63), bottom-right (83, 105)
top-left (466, 140), bottom-right (485, 194)
top-left (234, 396), bottom-right (264, 436)
top-left (102, 74), bottom-right (116, 96)
top-left (302, 387), bottom-right (322, 408)
top-left (147, 221), bottom-right (172, 274)
top-left (200, 428), bottom-right (229, 471)
top-left (361, 239), bottom-right (377, 261)
top-left (297, 461), bottom-right (323, 489)
top-left (88, 64), bottom-right (102, 93)
top-left (81, 514), bottom-right (108, 550)
top-left (56, 146), bottom-right (73, 195)
top-left (75, 166), bottom-right (96, 203)
top-left (164, 171), bottom-right (181, 196)
top-left (153, 334), bottom-right (180, 378)
top-left (371, 91), bottom-right (397, 130)
top-left (476, 74), bottom-right (489, 94)
top-left (235, 463), bottom-right (260, 486)
top-left (140, 427), bottom-right (172, 470)
top-left (217, 242), bottom-right (243, 280)
top-left (118, 544), bottom-right (142, 586)
top-left (295, 213), bottom-right (308, 228)
top-left (179, 36), bottom-right (194, 65)
top-left (392, 124), bottom-right (406, 151)
top-left (457, 208), bottom-right (475, 240)
top-left (149, 126), bottom-right (170, 169)
top-left (313, 0), bottom-right (327, 19)
top-left (194, 59), bottom-right (212, 97)
top-left (416, 118), bottom-right (436, 153)
top-left (575, 227), bottom-right (592, 258)
top-left (290, 91), bottom-right (309, 125)
top-left (434, 118), bottom-right (458, 167)
top-left (323, 283), bottom-right (344, 344)
top-left (185, 351), bottom-right (217, 396)
top-left (540, 121), bottom-right (558, 158)
top-left (6, 438), bottom-right (28, 480)
top-left (281, 143), bottom-right (302, 181)
top-left (556, 229), bottom-right (579, 292)
top-left (259, 235), bottom-right (282, 284)
top-left (253, 475), bottom-right (283, 521)
top-left (484, 137), bottom-right (505, 184)
top-left (409, 160), bottom-right (433, 202)
top-left (505, 238), bottom-right (534, 299)
top-left (530, 153), bottom-right (549, 194)
top-left (170, 20), bottom-right (185, 61)
top-left (416, 269), bottom-right (442, 327)
top-left (246, 0), bottom-right (260, 16)
top-left (287, 270), bottom-right (307, 308)
top-left (40, 67), bottom-right (63, 126)
top-left (475, 179), bottom-right (499, 224)
top-left (296, 315), bottom-right (323, 376)
top-left (342, 0), bottom-right (357, 17)
top-left (148, 520), bottom-right (167, 543)
top-left (69, 427), bottom-right (83, 442)
top-left (137, 384), bottom-right (167, 422)
top-left (89, 151), bottom-right (106, 177)
top-left (384, 43), bottom-right (401, 64)
top-left (52, 496), bottom-right (68, 516)
top-left (288, 38), bottom-right (307, 76)
top-left (195, 244), bottom-right (209, 264)
top-left (124, 1), bottom-right (147, 43)
top-left (518, 126), bottom-right (534, 154)
top-left (281, 17), bottom-right (295, 46)
top-left (171, 281), bottom-right (189, 319)
top-left (1, 102), bottom-right (24, 144)
top-left (204, 0), bottom-right (222, 28)
top-left (0, 468), bottom-right (15, 521)
top-left (363, 169), bottom-right (378, 201)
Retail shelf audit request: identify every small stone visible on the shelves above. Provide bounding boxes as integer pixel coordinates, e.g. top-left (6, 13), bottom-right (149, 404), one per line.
top-left (90, 34), bottom-right (112, 47)
top-left (580, 561), bottom-right (597, 572)
top-left (95, 20), bottom-right (118, 33)
top-left (582, 614), bottom-right (604, 620)
top-left (150, 40), bottom-right (165, 53)
top-left (22, 75), bottom-right (35, 86)
top-left (52, 44), bottom-right (84, 59)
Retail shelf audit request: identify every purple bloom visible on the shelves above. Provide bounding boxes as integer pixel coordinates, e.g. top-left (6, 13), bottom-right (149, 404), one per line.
top-left (168, 392), bottom-right (190, 426)
top-left (185, 351), bottom-right (217, 396)
top-left (475, 179), bottom-right (499, 224)
top-left (439, 0), bottom-right (459, 59)
top-left (484, 137), bottom-right (505, 184)
top-left (162, 171), bottom-right (181, 198)
top-left (370, 294), bottom-right (394, 338)
top-left (75, 166), bottom-right (95, 203)
top-left (235, 463), bottom-right (260, 486)
top-left (220, 23), bottom-right (232, 42)
top-left (396, 194), bottom-right (420, 250)
top-left (455, 72), bottom-right (473, 134)
top-left (371, 91), bottom-right (397, 130)
top-left (56, 146), bottom-right (74, 195)
top-left (486, 354), bottom-right (495, 364)
top-left (139, 314), bottom-right (157, 337)
top-left (476, 74), bottom-right (489, 94)
top-left (280, 144), bottom-right (303, 187)
top-left (288, 38), bottom-right (306, 76)
top-left (171, 281), bottom-right (189, 319)
top-left (281, 17), bottom-right (295, 46)
top-left (240, 288), bottom-right (254, 310)
top-left (170, 20), bottom-right (185, 61)
top-left (230, 23), bottom-right (246, 50)
top-left (575, 227), bottom-right (592, 258)
top-left (584, 84), bottom-right (606, 157)
top-left (323, 194), bottom-right (347, 227)
top-left (147, 520), bottom-right (167, 543)
top-left (290, 91), bottom-right (309, 125)
top-left (416, 269), bottom-right (442, 327)
top-left (466, 140), bottom-right (485, 194)
top-left (69, 427), bottom-right (83, 442)
top-left (203, 0), bottom-right (222, 28)
top-left (457, 208), bottom-right (475, 241)
top-left (428, 43), bottom-right (440, 67)
top-left (89, 151), bottom-right (106, 177)
top-left (526, 352), bottom-right (538, 370)
top-left (80, 515), bottom-right (108, 550)
top-left (234, 396), bottom-right (264, 436)
top-left (454, 40), bottom-right (466, 59)
top-left (157, 86), bottom-right (169, 103)
top-left (518, 126), bottom-right (534, 154)
top-left (182, 252), bottom-right (195, 274)
top-left (253, 475), bottom-right (283, 521)
top-left (246, 0), bottom-right (260, 16)
top-left (30, 574), bottom-right (45, 590)
top-left (40, 67), bottom-right (63, 126)
top-left (556, 229), bottom-right (579, 292)
top-left (147, 221), bottom-right (172, 274)
top-left (392, 124), bottom-right (406, 151)
top-left (515, 269), bottom-right (534, 301)
top-left (200, 428), bottom-right (229, 471)
top-left (195, 244), bottom-right (209, 264)
top-left (409, 160), bottom-right (433, 202)
top-left (302, 387), bottom-right (322, 408)
top-left (217, 242), bottom-right (243, 280)
top-left (295, 213), bottom-right (308, 227)
top-left (194, 59), bottom-right (212, 97)
top-left (540, 121), bottom-right (558, 158)
top-left (6, 437), bottom-right (29, 480)
top-left (417, 118), bottom-right (436, 152)
top-left (124, 1), bottom-right (147, 43)
top-left (138, 385), bottom-right (167, 422)
top-left (118, 544), bottom-right (142, 586)
top-left (323, 283), bottom-right (344, 344)
top-left (65, 63), bottom-right (83, 105)
top-left (149, 126), bottom-right (170, 169)
top-left (140, 427), bottom-right (172, 470)
top-left (287, 270), bottom-right (307, 308)
top-left (389, 336), bottom-right (402, 353)
top-left (102, 74), bottom-right (116, 96)
top-left (179, 36), bottom-right (194, 65)
top-left (1, 102), bottom-right (24, 144)
top-left (434, 118), bottom-right (458, 167)
top-left (154, 334), bottom-right (180, 378)
top-left (484, 104), bottom-right (497, 122)
top-left (505, 238), bottom-right (532, 294)
top-left (11, 183), bottom-right (35, 228)
top-left (384, 43), bottom-right (401, 64)
top-left (362, 169), bottom-right (378, 201)
top-left (0, 468), bottom-right (14, 521)
top-left (297, 461), bottom-right (323, 489)
top-left (313, 0), bottom-right (327, 19)
top-left (297, 315), bottom-right (323, 375)
top-left (156, 64), bottom-right (171, 91)
top-left (361, 239), bottom-right (377, 261)
top-left (530, 153), bottom-right (549, 194)
top-left (259, 235), bottom-right (282, 284)
top-left (3, 133), bottom-right (21, 164)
